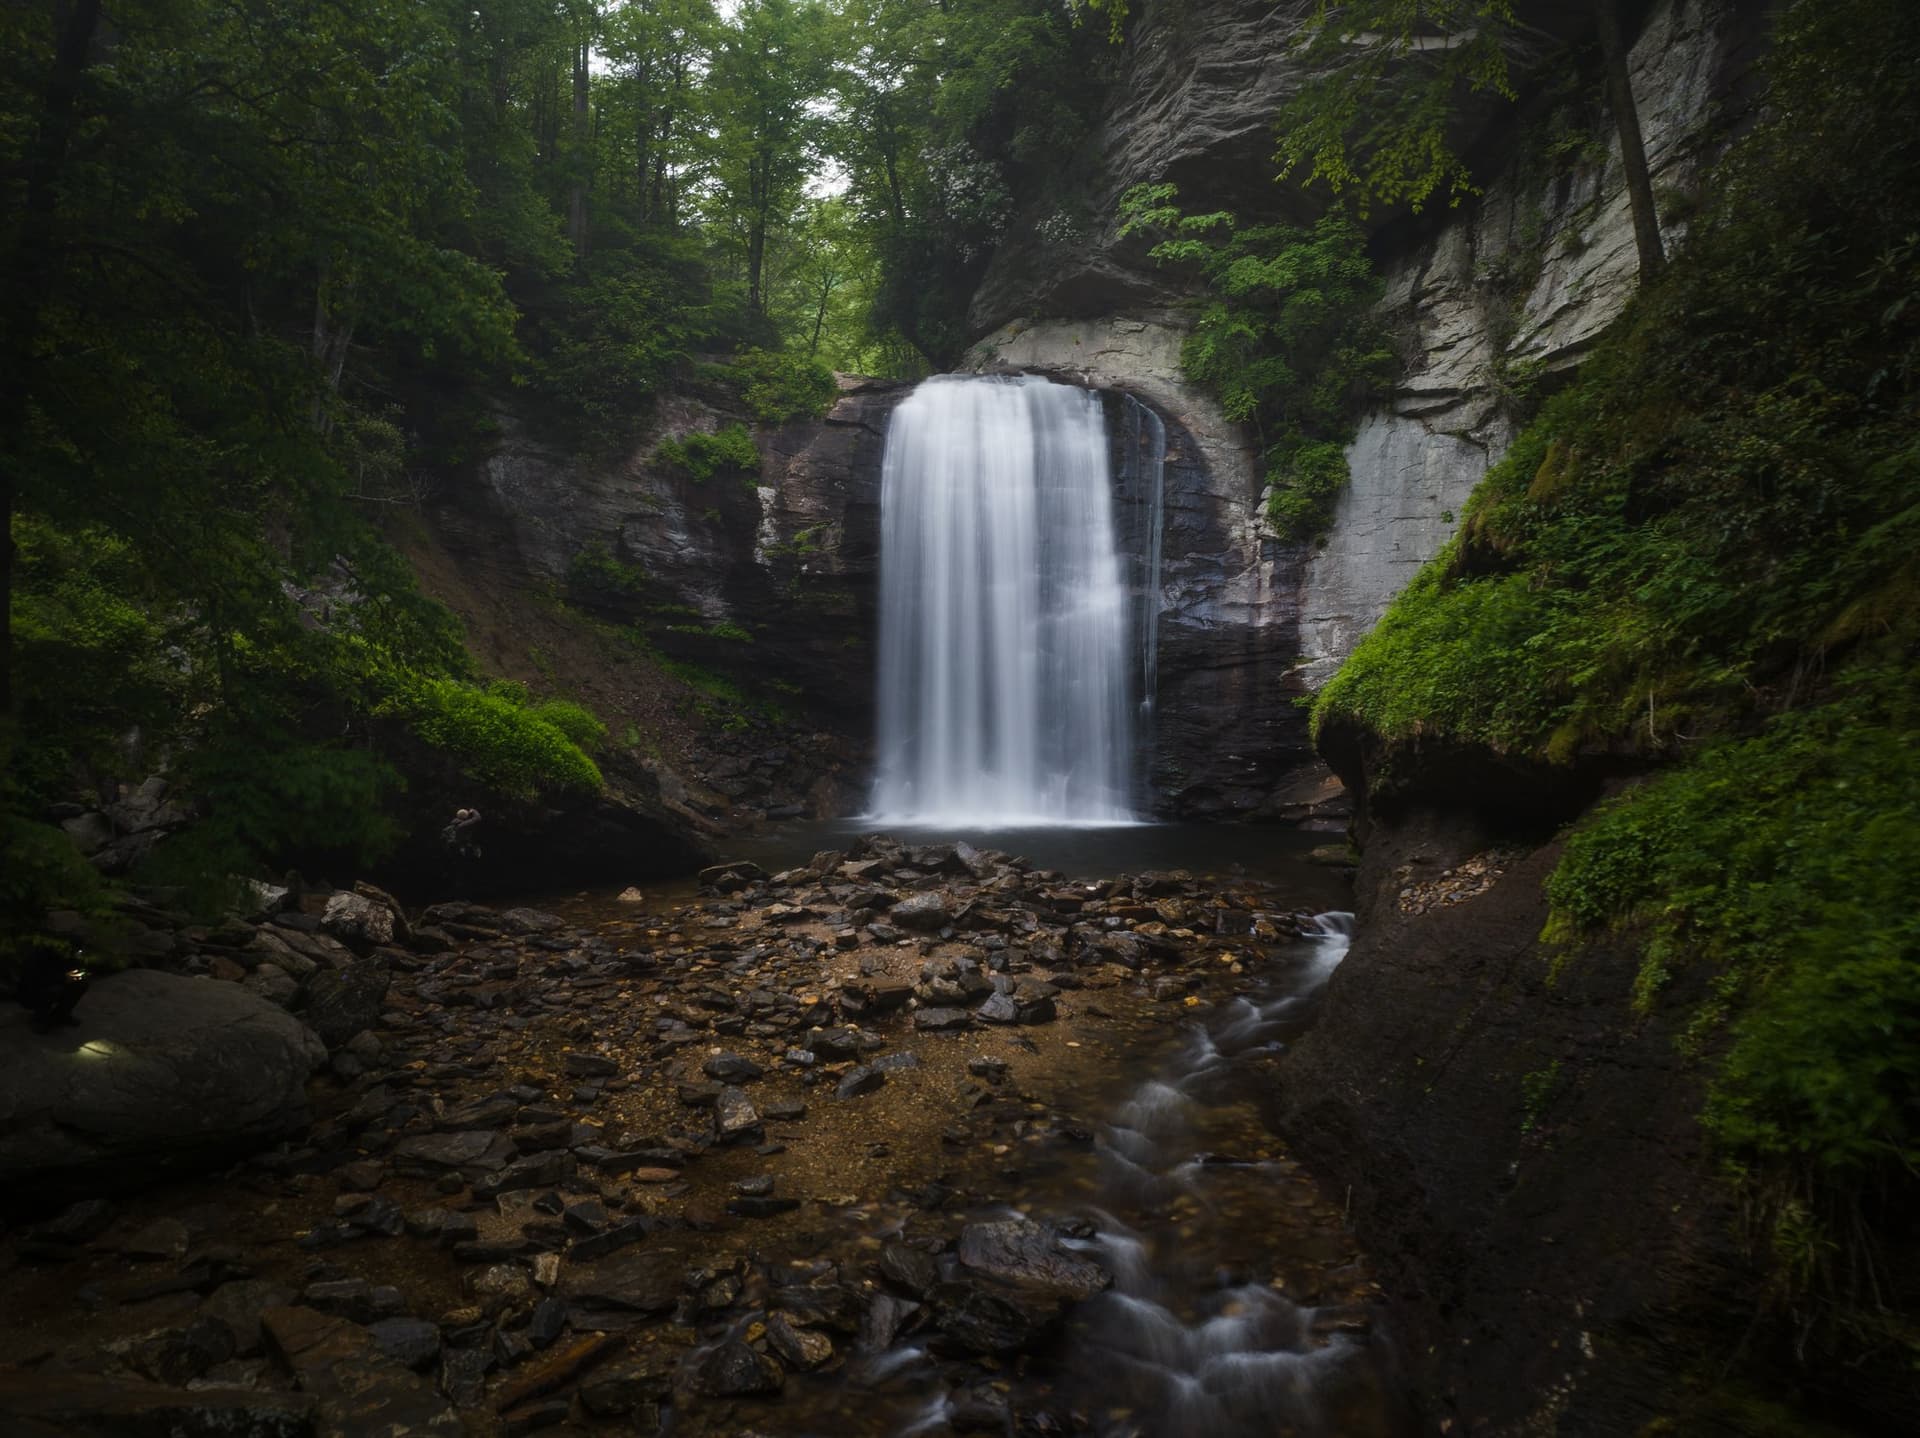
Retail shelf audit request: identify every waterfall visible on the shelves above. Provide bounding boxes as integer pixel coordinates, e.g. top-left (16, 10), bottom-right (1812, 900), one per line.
top-left (1124, 394), bottom-right (1167, 726)
top-left (870, 375), bottom-right (1136, 826)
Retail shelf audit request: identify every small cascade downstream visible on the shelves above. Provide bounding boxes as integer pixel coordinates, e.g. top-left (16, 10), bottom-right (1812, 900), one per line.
top-left (880, 913), bottom-right (1411, 1438)
top-left (870, 375), bottom-right (1141, 827)
top-left (1053, 912), bottom-right (1404, 1438)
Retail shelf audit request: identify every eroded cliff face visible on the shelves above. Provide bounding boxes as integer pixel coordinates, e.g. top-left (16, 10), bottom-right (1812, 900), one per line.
top-left (972, 0), bottom-right (1770, 752)
top-left (1297, 0), bottom-right (1769, 684)
top-left (407, 377), bottom-right (907, 835)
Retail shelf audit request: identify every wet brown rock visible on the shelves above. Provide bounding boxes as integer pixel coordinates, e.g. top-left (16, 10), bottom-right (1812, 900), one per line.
top-left (561, 1250), bottom-right (682, 1314)
top-left (685, 1338), bottom-right (782, 1397)
top-left (492, 1330), bottom-right (624, 1412)
top-left (260, 1305), bottom-right (462, 1437)
top-left (765, 1312), bottom-right (833, 1370)
top-left (0, 1372), bottom-right (313, 1438)
top-left (956, 1220), bottom-right (1111, 1301)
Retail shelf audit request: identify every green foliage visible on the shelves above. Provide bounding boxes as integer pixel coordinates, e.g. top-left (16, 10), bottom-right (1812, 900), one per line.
top-left (527, 698), bottom-right (608, 752)
top-left (834, 0), bottom-right (1116, 368)
top-left (1315, 0), bottom-right (1920, 1245)
top-left (1118, 187), bottom-right (1394, 539)
top-left (655, 424), bottom-right (762, 483)
top-left (519, 236), bottom-right (722, 451)
top-left (1275, 0), bottom-right (1520, 216)
top-left (1519, 1060), bottom-right (1563, 1136)
top-left (567, 542), bottom-right (649, 602)
top-left (153, 731), bottom-right (404, 914)
top-left (667, 621), bottom-right (753, 642)
top-left (1547, 678), bottom-right (1920, 1179)
top-left (384, 677), bottom-right (603, 797)
top-left (0, 730), bottom-right (112, 985)
top-left (721, 348), bottom-right (839, 424)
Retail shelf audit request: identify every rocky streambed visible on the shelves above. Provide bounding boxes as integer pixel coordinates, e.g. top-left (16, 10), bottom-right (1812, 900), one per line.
top-left (0, 837), bottom-right (1406, 1437)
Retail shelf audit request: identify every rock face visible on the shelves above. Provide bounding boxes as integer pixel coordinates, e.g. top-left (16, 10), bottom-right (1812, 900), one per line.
top-left (0, 969), bottom-right (327, 1194)
top-left (1274, 795), bottom-right (1909, 1433)
top-left (966, 0), bottom-right (1772, 800)
top-left (411, 375), bottom-right (905, 832)
top-left (443, 377), bottom-right (902, 730)
top-left (1295, 0), bottom-right (1771, 685)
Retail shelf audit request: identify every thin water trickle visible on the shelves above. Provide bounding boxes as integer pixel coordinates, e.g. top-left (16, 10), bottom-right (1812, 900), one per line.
top-left (1051, 914), bottom-right (1412, 1438)
top-left (870, 375), bottom-right (1140, 827)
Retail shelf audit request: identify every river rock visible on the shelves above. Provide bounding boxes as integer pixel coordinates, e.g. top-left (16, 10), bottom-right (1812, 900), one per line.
top-left (686, 1338), bottom-right (782, 1397)
top-left (199, 1279), bottom-right (298, 1356)
top-left (366, 1317), bottom-right (441, 1370)
top-left (260, 1305), bottom-right (462, 1436)
top-left (878, 1244), bottom-right (940, 1298)
top-left (713, 1086), bottom-right (761, 1140)
top-left (765, 1312), bottom-right (833, 1370)
top-left (561, 1251), bottom-right (682, 1314)
top-left (698, 861), bottom-right (768, 893)
top-left (928, 1280), bottom-right (1047, 1355)
top-left (296, 956), bottom-right (390, 1047)
top-left (956, 1220), bottom-right (1112, 1300)
top-left (320, 891), bottom-right (394, 953)
top-left (499, 907), bottom-right (566, 935)
top-left (891, 892), bottom-right (952, 931)
top-left (835, 1064), bottom-right (885, 1099)
top-left (914, 1006), bottom-right (973, 1033)
top-left (701, 1051), bottom-right (764, 1082)
top-left (0, 970), bottom-right (326, 1193)
top-left (392, 1130), bottom-right (511, 1174)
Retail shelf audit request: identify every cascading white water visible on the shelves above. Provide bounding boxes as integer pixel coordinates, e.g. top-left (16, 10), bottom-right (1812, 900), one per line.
top-left (870, 374), bottom-right (1136, 826)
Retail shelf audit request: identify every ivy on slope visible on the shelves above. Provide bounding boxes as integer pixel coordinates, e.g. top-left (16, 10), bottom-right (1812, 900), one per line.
top-left (1313, 0), bottom-right (1920, 1234)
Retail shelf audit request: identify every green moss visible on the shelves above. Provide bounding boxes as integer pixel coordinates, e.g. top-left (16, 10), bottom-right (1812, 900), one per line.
top-left (654, 423), bottom-right (761, 484)
top-left (1546, 675), bottom-right (1920, 1178)
top-left (1314, 0), bottom-right (1920, 1253)
top-left (383, 677), bottom-right (602, 796)
top-left (665, 620), bottom-right (753, 642)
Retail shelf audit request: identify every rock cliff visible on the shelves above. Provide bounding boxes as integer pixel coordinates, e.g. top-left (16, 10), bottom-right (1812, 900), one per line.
top-left (970, 0), bottom-right (1771, 794)
top-left (403, 378), bottom-right (907, 841)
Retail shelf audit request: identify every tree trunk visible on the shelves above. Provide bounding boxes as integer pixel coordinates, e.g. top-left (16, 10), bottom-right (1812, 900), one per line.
top-left (808, 272), bottom-right (837, 356)
top-left (310, 257), bottom-right (357, 434)
top-left (748, 215), bottom-right (767, 316)
top-left (568, 38), bottom-right (589, 259)
top-left (747, 151), bottom-right (768, 317)
top-left (1, 0), bottom-right (102, 718)
top-left (1594, 0), bottom-right (1664, 281)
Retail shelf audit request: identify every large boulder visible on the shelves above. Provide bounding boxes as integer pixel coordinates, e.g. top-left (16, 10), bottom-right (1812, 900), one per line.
top-left (0, 969), bottom-right (327, 1197)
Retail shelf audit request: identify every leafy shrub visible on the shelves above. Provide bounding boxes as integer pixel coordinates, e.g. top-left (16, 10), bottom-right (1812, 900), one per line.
top-left (1118, 189), bottom-right (1394, 540)
top-left (383, 677), bottom-right (602, 796)
top-left (566, 542), bottom-right (648, 601)
top-left (654, 423), bottom-right (761, 483)
top-left (722, 347), bottom-right (838, 424)
top-left (528, 698), bottom-right (607, 752)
